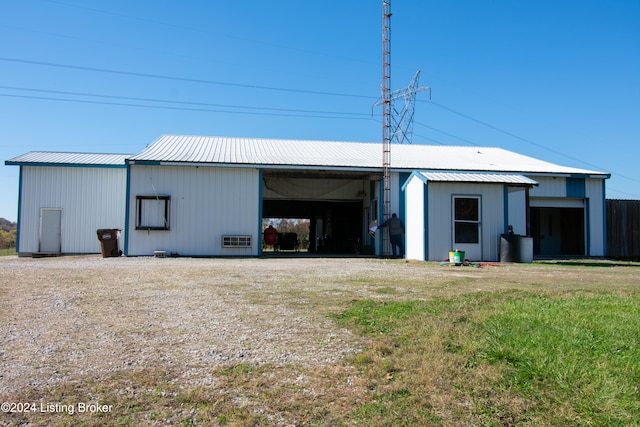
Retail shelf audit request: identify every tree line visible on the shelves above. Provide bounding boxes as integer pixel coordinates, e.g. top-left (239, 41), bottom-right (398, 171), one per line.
top-left (0, 218), bottom-right (17, 252)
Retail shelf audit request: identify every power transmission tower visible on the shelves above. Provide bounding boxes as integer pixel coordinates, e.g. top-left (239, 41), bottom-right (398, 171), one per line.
top-left (375, 1), bottom-right (430, 256)
top-left (386, 70), bottom-right (431, 145)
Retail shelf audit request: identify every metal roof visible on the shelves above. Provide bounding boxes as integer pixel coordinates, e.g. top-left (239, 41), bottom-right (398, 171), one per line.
top-left (414, 171), bottom-right (539, 186)
top-left (6, 151), bottom-right (130, 167)
top-left (128, 135), bottom-right (608, 176)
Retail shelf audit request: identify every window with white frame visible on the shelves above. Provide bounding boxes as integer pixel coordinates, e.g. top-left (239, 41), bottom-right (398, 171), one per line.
top-left (136, 195), bottom-right (170, 230)
top-left (454, 197), bottom-right (480, 244)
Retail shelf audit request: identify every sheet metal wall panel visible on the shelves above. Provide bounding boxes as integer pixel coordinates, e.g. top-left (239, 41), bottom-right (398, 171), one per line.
top-left (427, 182), bottom-right (505, 261)
top-left (529, 176), bottom-right (567, 198)
top-left (529, 177), bottom-right (605, 256)
top-left (586, 178), bottom-right (605, 256)
top-left (404, 176), bottom-right (425, 260)
top-left (18, 166), bottom-right (126, 254)
top-left (127, 165), bottom-right (260, 256)
top-left (507, 189), bottom-right (527, 235)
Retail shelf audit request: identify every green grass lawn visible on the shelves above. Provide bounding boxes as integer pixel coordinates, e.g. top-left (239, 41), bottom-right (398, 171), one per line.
top-left (334, 290), bottom-right (640, 426)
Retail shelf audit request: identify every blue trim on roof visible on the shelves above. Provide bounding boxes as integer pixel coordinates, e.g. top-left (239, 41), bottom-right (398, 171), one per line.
top-left (402, 171), bottom-right (428, 191)
top-left (129, 160), bottom-right (161, 166)
top-left (5, 161), bottom-right (126, 168)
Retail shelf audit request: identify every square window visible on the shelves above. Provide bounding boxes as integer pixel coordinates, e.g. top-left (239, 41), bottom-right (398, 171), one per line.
top-left (455, 198), bottom-right (479, 221)
top-left (136, 196), bottom-right (170, 230)
top-left (455, 222), bottom-right (479, 243)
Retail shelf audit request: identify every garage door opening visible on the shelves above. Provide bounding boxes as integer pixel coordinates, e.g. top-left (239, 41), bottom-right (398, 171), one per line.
top-left (531, 207), bottom-right (585, 256)
top-left (262, 200), bottom-right (367, 255)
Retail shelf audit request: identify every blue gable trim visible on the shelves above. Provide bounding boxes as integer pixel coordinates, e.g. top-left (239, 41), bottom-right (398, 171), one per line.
top-left (401, 170), bottom-right (428, 191)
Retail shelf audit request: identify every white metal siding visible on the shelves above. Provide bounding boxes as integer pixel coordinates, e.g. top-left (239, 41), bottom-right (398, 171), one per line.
top-left (528, 176), bottom-right (606, 256)
top-left (586, 178), bottom-right (606, 256)
top-left (427, 182), bottom-right (505, 261)
top-left (507, 189), bottom-right (527, 235)
top-left (404, 177), bottom-right (425, 260)
top-left (18, 166), bottom-right (126, 254)
top-left (127, 165), bottom-right (260, 256)
top-left (529, 176), bottom-right (567, 198)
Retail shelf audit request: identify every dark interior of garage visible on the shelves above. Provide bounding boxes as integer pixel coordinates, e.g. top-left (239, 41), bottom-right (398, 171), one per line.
top-left (531, 207), bottom-right (585, 256)
top-left (263, 200), bottom-right (365, 254)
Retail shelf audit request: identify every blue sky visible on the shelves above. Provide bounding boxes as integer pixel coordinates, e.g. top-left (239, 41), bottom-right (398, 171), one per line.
top-left (1, 0), bottom-right (639, 221)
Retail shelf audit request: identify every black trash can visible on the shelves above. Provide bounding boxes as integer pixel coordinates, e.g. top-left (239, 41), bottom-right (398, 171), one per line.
top-left (500, 234), bottom-right (520, 262)
top-left (96, 229), bottom-right (122, 258)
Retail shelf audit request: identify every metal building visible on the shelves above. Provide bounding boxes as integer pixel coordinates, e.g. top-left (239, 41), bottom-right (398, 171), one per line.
top-left (5, 152), bottom-right (129, 256)
top-left (6, 135), bottom-right (610, 260)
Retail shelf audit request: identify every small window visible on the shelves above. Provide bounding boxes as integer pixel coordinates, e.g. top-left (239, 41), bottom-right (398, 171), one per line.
top-left (136, 196), bottom-right (170, 230)
top-left (454, 197), bottom-right (480, 244)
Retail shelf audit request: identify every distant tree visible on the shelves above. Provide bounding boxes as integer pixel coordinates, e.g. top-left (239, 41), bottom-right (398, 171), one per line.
top-left (0, 229), bottom-right (16, 250)
top-left (0, 218), bottom-right (17, 232)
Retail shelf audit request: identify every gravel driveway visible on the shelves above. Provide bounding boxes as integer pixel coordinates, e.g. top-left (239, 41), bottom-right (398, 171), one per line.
top-left (1, 255), bottom-right (420, 395)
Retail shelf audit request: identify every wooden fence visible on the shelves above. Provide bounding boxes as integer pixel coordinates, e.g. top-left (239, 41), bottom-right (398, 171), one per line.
top-left (607, 199), bottom-right (640, 259)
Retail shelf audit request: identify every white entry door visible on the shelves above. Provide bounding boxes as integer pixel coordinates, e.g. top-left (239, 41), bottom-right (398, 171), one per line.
top-left (40, 208), bottom-right (62, 253)
top-left (452, 196), bottom-right (482, 261)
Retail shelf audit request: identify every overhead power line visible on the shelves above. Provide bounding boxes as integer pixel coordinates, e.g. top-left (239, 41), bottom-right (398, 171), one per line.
top-left (0, 85), bottom-right (369, 118)
top-left (0, 57), bottom-right (376, 100)
top-left (2, 56), bottom-right (637, 186)
top-left (0, 93), bottom-right (373, 121)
